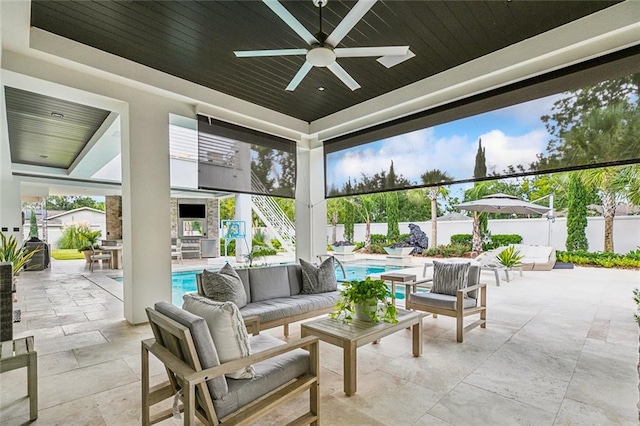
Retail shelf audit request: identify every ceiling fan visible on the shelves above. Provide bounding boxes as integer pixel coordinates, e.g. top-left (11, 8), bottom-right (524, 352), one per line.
top-left (234, 0), bottom-right (415, 91)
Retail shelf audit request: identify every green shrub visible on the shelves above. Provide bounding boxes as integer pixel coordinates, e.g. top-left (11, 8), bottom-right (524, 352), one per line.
top-left (555, 250), bottom-right (640, 268)
top-left (370, 234), bottom-right (387, 245)
top-left (354, 241), bottom-right (365, 250)
top-left (270, 239), bottom-right (282, 250)
top-left (221, 239), bottom-right (236, 256)
top-left (496, 246), bottom-right (524, 268)
top-left (450, 233), bottom-right (522, 251)
top-left (483, 234), bottom-right (523, 250)
top-left (422, 243), bottom-right (471, 257)
top-left (451, 234), bottom-right (472, 246)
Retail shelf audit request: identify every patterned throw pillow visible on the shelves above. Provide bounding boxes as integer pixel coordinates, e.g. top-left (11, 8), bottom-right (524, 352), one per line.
top-left (182, 294), bottom-right (255, 380)
top-left (299, 257), bottom-right (338, 294)
top-left (431, 261), bottom-right (471, 296)
top-left (201, 263), bottom-right (247, 308)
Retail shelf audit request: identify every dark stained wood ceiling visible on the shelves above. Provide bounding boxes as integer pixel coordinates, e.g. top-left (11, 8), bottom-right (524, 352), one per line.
top-left (5, 87), bottom-right (111, 168)
top-left (30, 0), bottom-right (620, 122)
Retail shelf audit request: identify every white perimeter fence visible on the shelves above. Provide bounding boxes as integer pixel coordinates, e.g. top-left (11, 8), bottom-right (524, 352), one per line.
top-left (327, 216), bottom-right (640, 254)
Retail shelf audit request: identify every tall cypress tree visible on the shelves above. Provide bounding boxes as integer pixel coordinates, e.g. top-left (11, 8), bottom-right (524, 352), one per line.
top-left (473, 139), bottom-right (487, 179)
top-left (473, 139), bottom-right (489, 241)
top-left (566, 173), bottom-right (589, 251)
top-left (29, 210), bottom-right (38, 239)
top-left (386, 192), bottom-right (400, 242)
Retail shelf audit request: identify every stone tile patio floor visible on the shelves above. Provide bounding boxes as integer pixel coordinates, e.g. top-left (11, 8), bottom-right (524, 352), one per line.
top-left (1, 257), bottom-right (638, 425)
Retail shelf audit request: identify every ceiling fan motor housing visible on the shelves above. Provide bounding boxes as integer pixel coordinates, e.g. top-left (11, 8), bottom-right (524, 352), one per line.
top-left (307, 45), bottom-right (335, 67)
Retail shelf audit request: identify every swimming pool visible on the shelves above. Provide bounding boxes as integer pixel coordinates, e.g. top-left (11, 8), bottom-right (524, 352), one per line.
top-left (114, 263), bottom-right (406, 306)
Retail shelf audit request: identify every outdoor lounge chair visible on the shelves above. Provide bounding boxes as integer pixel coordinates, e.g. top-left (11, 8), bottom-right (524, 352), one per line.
top-left (142, 302), bottom-right (320, 425)
top-left (406, 261), bottom-right (486, 343)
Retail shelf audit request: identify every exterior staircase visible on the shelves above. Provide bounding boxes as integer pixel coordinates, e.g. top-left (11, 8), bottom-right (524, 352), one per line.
top-left (250, 174), bottom-right (296, 254)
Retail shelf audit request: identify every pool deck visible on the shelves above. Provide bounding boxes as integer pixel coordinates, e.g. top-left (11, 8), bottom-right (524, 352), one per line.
top-left (2, 254), bottom-right (639, 425)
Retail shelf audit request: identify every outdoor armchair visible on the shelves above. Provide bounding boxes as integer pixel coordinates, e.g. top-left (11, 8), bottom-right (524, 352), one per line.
top-left (406, 262), bottom-right (486, 343)
top-left (142, 302), bottom-right (320, 425)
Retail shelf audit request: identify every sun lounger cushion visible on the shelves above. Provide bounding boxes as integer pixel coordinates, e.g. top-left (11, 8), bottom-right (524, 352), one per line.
top-left (431, 261), bottom-right (471, 296)
top-left (154, 301), bottom-right (228, 399)
top-left (200, 263), bottom-right (247, 308)
top-left (408, 292), bottom-right (478, 310)
top-left (213, 334), bottom-right (310, 419)
top-left (299, 257), bottom-right (338, 294)
top-left (182, 294), bottom-right (255, 380)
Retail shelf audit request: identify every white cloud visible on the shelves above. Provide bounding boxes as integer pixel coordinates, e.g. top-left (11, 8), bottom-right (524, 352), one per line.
top-left (492, 94), bottom-right (563, 126)
top-left (480, 129), bottom-right (548, 174)
top-left (328, 127), bottom-right (478, 187)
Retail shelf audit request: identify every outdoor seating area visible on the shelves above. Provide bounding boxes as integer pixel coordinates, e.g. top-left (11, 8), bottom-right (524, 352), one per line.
top-left (1, 256), bottom-right (638, 424)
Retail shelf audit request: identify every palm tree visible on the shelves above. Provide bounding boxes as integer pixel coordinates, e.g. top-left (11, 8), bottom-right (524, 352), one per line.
top-left (420, 169), bottom-right (454, 248)
top-left (579, 166), bottom-right (633, 252)
top-left (349, 194), bottom-right (378, 249)
top-left (462, 182), bottom-right (494, 253)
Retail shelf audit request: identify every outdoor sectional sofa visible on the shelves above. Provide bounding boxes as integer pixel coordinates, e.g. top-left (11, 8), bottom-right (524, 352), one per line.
top-left (195, 264), bottom-right (340, 336)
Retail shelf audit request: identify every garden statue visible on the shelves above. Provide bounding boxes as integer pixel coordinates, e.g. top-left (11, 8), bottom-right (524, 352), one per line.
top-left (408, 223), bottom-right (429, 254)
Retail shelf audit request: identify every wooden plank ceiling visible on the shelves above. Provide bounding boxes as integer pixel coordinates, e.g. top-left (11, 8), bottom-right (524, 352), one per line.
top-left (30, 0), bottom-right (620, 123)
top-left (5, 87), bottom-right (111, 168)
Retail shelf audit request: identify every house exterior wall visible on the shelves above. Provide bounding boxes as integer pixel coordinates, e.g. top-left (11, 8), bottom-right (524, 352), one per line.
top-left (47, 210), bottom-right (106, 248)
top-left (328, 216), bottom-right (640, 254)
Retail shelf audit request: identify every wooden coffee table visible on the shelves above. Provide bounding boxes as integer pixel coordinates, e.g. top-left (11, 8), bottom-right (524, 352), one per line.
top-left (301, 309), bottom-right (423, 396)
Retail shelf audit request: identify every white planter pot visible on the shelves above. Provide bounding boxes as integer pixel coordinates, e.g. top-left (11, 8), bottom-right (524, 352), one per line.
top-left (383, 247), bottom-right (413, 256)
top-left (332, 245), bottom-right (356, 254)
top-left (354, 299), bottom-right (379, 322)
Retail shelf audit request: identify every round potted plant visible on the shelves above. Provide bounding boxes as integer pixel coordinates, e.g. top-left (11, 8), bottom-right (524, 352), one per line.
top-left (330, 277), bottom-right (398, 323)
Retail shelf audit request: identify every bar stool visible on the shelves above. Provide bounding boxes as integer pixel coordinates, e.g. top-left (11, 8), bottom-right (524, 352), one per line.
top-left (0, 336), bottom-right (38, 420)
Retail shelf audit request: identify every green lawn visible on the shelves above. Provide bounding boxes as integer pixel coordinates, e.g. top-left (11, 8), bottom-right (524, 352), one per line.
top-left (51, 249), bottom-right (85, 260)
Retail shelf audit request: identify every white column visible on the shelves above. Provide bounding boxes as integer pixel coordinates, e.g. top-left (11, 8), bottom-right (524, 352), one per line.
top-left (295, 137), bottom-right (326, 262)
top-left (121, 99), bottom-right (172, 324)
top-left (0, 67), bottom-right (23, 242)
top-left (234, 193), bottom-right (252, 262)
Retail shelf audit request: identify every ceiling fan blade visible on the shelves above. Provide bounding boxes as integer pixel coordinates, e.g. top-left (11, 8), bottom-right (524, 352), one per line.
top-left (327, 62), bottom-right (360, 91)
top-left (263, 0), bottom-right (318, 45)
top-left (286, 62), bottom-right (313, 91)
top-left (234, 49), bottom-right (307, 58)
top-left (325, 0), bottom-right (377, 47)
top-left (377, 49), bottom-right (416, 68)
top-left (335, 46), bottom-right (409, 58)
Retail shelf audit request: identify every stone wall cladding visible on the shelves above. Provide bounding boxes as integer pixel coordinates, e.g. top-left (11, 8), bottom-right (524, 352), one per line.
top-left (105, 196), bottom-right (122, 239)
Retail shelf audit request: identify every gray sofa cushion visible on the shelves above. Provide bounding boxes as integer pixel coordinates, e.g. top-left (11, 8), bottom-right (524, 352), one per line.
top-left (239, 291), bottom-right (340, 324)
top-left (248, 266), bottom-right (290, 302)
top-left (408, 292), bottom-right (478, 310)
top-left (200, 263), bottom-right (247, 308)
top-left (153, 301), bottom-right (228, 399)
top-left (287, 264), bottom-right (303, 295)
top-left (235, 268), bottom-right (251, 302)
top-left (431, 261), bottom-right (470, 296)
top-left (213, 334), bottom-right (310, 419)
top-left (299, 257), bottom-right (338, 294)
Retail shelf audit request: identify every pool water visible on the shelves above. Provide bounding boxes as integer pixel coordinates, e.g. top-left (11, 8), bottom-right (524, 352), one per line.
top-left (115, 263), bottom-right (407, 306)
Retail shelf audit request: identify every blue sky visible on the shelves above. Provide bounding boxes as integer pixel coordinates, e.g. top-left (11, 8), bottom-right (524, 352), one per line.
top-left (326, 93), bottom-right (562, 194)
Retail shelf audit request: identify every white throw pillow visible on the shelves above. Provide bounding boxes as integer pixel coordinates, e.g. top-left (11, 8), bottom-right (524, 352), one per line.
top-left (182, 293), bottom-right (255, 379)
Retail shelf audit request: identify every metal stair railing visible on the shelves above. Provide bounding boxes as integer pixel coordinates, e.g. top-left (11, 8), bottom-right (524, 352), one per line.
top-left (250, 174), bottom-right (296, 254)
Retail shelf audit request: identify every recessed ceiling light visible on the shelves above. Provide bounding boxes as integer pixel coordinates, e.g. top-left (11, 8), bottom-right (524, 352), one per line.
top-left (40, 155), bottom-right (48, 159)
top-left (318, 87), bottom-right (325, 91)
top-left (51, 112), bottom-right (64, 119)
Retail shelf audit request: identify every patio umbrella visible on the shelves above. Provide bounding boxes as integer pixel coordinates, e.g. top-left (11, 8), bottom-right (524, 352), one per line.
top-left (454, 193), bottom-right (550, 253)
top-left (454, 193), bottom-right (550, 216)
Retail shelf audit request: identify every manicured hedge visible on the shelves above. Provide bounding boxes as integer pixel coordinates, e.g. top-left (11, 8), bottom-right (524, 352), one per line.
top-left (556, 249), bottom-right (640, 268)
top-left (450, 234), bottom-right (523, 251)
